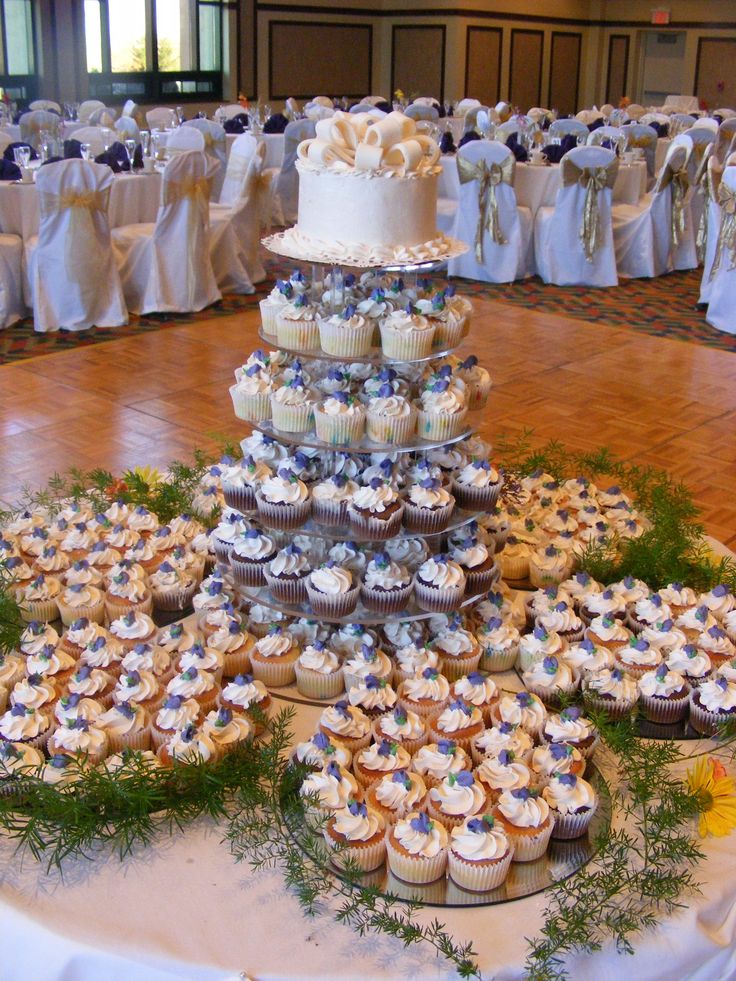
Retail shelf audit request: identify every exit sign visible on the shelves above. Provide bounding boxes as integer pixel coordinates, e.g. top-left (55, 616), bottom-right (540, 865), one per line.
top-left (651, 8), bottom-right (670, 24)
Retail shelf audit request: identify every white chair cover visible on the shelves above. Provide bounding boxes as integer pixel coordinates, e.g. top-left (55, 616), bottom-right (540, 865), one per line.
top-left (613, 142), bottom-right (696, 278)
top-left (220, 104), bottom-right (247, 120)
top-left (446, 141), bottom-right (532, 283)
top-left (73, 126), bottom-right (114, 157)
top-left (575, 110), bottom-right (604, 125)
top-left (599, 104), bottom-right (615, 118)
top-left (115, 116), bottom-right (140, 142)
top-left (624, 123), bottom-right (658, 176)
top-left (457, 99), bottom-right (482, 116)
top-left (146, 107), bottom-right (177, 131)
top-left (19, 110), bottom-right (61, 148)
top-left (111, 150), bottom-right (220, 314)
top-left (405, 104), bottom-right (439, 121)
top-left (211, 133), bottom-right (269, 284)
top-left (27, 160), bottom-right (127, 331)
top-left (30, 100), bottom-right (61, 114)
top-left (586, 125), bottom-right (624, 146)
top-left (363, 96), bottom-right (387, 107)
top-left (184, 119), bottom-right (227, 199)
top-left (495, 119), bottom-right (521, 142)
top-left (626, 104), bottom-right (646, 121)
top-left (463, 106), bottom-right (491, 134)
top-left (167, 127), bottom-right (205, 153)
top-left (122, 100), bottom-right (138, 118)
top-left (705, 166), bottom-right (736, 334)
top-left (671, 112), bottom-right (696, 131)
top-left (88, 107), bottom-right (116, 128)
top-left (528, 108), bottom-right (552, 126)
top-left (0, 131), bottom-right (13, 154)
top-left (714, 108), bottom-right (736, 119)
top-left (274, 118), bottom-right (316, 225)
top-left (305, 105), bottom-right (334, 122)
top-left (534, 145), bottom-right (619, 286)
top-left (549, 118), bottom-right (588, 139)
top-left (716, 120), bottom-right (736, 163)
top-left (78, 100), bottom-right (105, 125)
top-left (349, 103), bottom-right (374, 115)
top-left (640, 112), bottom-right (670, 126)
top-left (411, 97), bottom-right (436, 107)
top-left (0, 232), bottom-right (24, 328)
top-left (698, 155), bottom-right (723, 304)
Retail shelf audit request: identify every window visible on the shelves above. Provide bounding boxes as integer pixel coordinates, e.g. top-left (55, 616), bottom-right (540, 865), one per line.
top-left (0, 0), bottom-right (36, 101)
top-left (84, 0), bottom-right (223, 102)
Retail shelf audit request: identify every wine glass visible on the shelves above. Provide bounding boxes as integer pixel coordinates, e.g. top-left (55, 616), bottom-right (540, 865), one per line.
top-left (13, 145), bottom-right (31, 169)
top-left (139, 130), bottom-right (150, 157)
top-left (79, 143), bottom-right (92, 162)
top-left (124, 138), bottom-right (137, 170)
top-left (175, 106), bottom-right (184, 125)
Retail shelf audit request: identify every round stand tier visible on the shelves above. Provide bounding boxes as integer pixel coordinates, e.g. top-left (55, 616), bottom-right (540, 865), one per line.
top-left (257, 325), bottom-right (465, 367)
top-left (247, 418), bottom-right (473, 455)
top-left (262, 230), bottom-right (468, 271)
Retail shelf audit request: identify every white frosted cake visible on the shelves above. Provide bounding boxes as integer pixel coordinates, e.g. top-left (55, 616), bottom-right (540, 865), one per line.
top-left (263, 111), bottom-right (466, 267)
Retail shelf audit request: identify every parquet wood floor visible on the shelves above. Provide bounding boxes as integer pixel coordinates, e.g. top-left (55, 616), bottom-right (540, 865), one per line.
top-left (1, 295), bottom-right (735, 549)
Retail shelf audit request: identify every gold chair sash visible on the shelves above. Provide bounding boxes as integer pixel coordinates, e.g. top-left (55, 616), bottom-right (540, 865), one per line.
top-left (710, 183), bottom-right (736, 279)
top-left (163, 175), bottom-right (210, 207)
top-left (695, 152), bottom-right (717, 263)
top-left (627, 135), bottom-right (654, 149)
top-left (561, 159), bottom-right (618, 262)
top-left (657, 165), bottom-right (689, 248)
top-left (39, 187), bottom-right (110, 219)
top-left (457, 154), bottom-right (515, 262)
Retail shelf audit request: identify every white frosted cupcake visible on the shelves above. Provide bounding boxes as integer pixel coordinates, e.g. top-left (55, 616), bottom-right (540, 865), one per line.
top-left (379, 307), bottom-right (435, 360)
top-left (427, 769), bottom-right (487, 832)
top-left (56, 583), bottom-right (105, 626)
top-left (314, 393), bottom-right (366, 446)
top-left (294, 641), bottom-right (344, 699)
top-left (413, 555), bottom-right (466, 614)
top-left (522, 655), bottom-right (581, 707)
top-left (371, 706), bottom-right (428, 755)
top-left (324, 800), bottom-right (387, 872)
top-left (492, 787), bottom-right (553, 862)
top-left (386, 809), bottom-right (448, 883)
top-left (542, 772), bottom-right (598, 840)
top-left (448, 814), bottom-right (514, 891)
top-left (264, 543), bottom-right (311, 603)
top-left (360, 552), bottom-right (413, 615)
top-left (275, 295), bottom-right (320, 350)
top-left (689, 676), bottom-right (736, 735)
top-left (300, 761), bottom-right (360, 819)
top-left (365, 388), bottom-right (417, 446)
top-left (366, 770), bottom-right (428, 824)
top-left (260, 279), bottom-right (296, 334)
top-left (451, 460), bottom-right (503, 511)
top-left (249, 625), bottom-right (299, 687)
top-left (230, 368), bottom-right (273, 423)
top-left (318, 305), bottom-right (374, 357)
top-left (416, 378), bottom-right (468, 442)
top-left (270, 376), bottom-right (317, 433)
top-left (306, 562), bottom-right (360, 618)
top-left (255, 469), bottom-right (312, 530)
top-left (311, 473), bottom-right (357, 526)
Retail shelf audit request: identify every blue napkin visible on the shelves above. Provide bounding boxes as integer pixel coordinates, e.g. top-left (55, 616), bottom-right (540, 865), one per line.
top-left (263, 112), bottom-right (288, 134)
top-left (433, 101), bottom-right (445, 118)
top-left (652, 122), bottom-right (668, 138)
top-left (223, 113), bottom-right (248, 134)
top-left (0, 158), bottom-right (21, 180)
top-left (375, 101), bottom-right (391, 113)
top-left (588, 118), bottom-right (605, 132)
top-left (542, 144), bottom-right (565, 163)
top-left (560, 134), bottom-right (577, 154)
top-left (64, 139), bottom-right (82, 159)
top-left (458, 131), bottom-right (480, 149)
top-left (4, 141), bottom-right (38, 162)
top-left (505, 133), bottom-right (528, 162)
top-left (439, 131), bottom-right (456, 154)
top-left (95, 141), bottom-right (130, 173)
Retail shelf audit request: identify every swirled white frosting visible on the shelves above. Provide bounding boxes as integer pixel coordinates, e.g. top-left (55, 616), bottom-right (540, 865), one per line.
top-left (497, 789), bottom-right (550, 828)
top-left (430, 774), bottom-right (486, 816)
top-left (543, 773), bottom-right (597, 814)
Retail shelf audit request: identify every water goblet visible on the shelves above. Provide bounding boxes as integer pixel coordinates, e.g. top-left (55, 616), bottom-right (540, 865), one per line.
top-left (13, 145), bottom-right (31, 169)
top-left (139, 130), bottom-right (150, 157)
top-left (124, 138), bottom-right (137, 170)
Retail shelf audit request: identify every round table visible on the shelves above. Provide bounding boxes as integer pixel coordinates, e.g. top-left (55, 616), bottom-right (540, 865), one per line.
top-left (0, 170), bottom-right (162, 242)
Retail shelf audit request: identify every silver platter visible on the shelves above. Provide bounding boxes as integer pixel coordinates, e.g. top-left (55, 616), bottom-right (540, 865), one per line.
top-left (248, 418), bottom-right (473, 455)
top-left (257, 325), bottom-right (464, 367)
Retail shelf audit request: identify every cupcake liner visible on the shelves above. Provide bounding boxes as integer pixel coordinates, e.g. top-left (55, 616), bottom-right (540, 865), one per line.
top-left (386, 834), bottom-right (447, 884)
top-left (259, 298), bottom-right (280, 336)
top-left (365, 407), bottom-right (417, 446)
top-left (255, 494), bottom-right (312, 531)
top-left (371, 718), bottom-right (427, 756)
top-left (104, 593), bottom-right (153, 622)
top-left (581, 690), bottom-right (637, 721)
top-left (294, 663), bottom-right (345, 700)
top-left (499, 817), bottom-right (553, 862)
top-left (613, 656), bottom-right (659, 681)
top-left (264, 570), bottom-right (309, 603)
top-left (19, 597), bottom-right (60, 623)
top-left (318, 318), bottom-right (375, 358)
top-left (314, 407), bottom-right (366, 447)
top-left (498, 552), bottom-right (530, 582)
top-left (106, 723), bottom-right (152, 755)
top-left (151, 582), bottom-right (198, 613)
top-left (56, 598), bottom-right (106, 627)
top-left (450, 481), bottom-right (501, 512)
top-left (305, 582), bottom-right (360, 618)
top-left (270, 397), bottom-right (315, 434)
top-left (465, 379), bottom-right (492, 412)
top-left (276, 315), bottom-right (320, 351)
top-left (231, 557), bottom-right (271, 588)
top-left (529, 562), bottom-right (572, 591)
top-left (638, 687), bottom-right (691, 725)
top-left (463, 565), bottom-right (498, 598)
top-left (397, 694), bottom-right (447, 721)
top-left (413, 580), bottom-right (466, 614)
top-left (524, 670), bottom-right (581, 708)
top-left (438, 650), bottom-right (482, 683)
top-left (229, 384), bottom-right (272, 423)
top-left (688, 694), bottom-right (730, 736)
top-left (324, 829), bottom-right (386, 872)
top-left (250, 653), bottom-right (298, 688)
top-left (624, 612), bottom-right (646, 635)
top-left (213, 539), bottom-right (234, 567)
top-left (402, 500), bottom-right (455, 535)
top-left (318, 725), bottom-right (372, 754)
top-left (447, 845), bottom-right (513, 892)
top-left (550, 806), bottom-right (596, 840)
top-left (379, 322), bottom-right (436, 361)
top-left (222, 485), bottom-right (258, 513)
top-left (416, 407), bottom-right (468, 442)
top-left (426, 796), bottom-right (481, 832)
top-left (348, 506), bottom-right (405, 542)
top-left (427, 722), bottom-right (479, 754)
top-left (312, 498), bottom-right (350, 527)
top-left (360, 582), bottom-right (413, 616)
top-left (432, 317), bottom-right (465, 350)
top-left (479, 644), bottom-right (520, 673)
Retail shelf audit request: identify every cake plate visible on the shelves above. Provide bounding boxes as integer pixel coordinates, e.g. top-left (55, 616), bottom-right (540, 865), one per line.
top-left (262, 230), bottom-right (468, 272)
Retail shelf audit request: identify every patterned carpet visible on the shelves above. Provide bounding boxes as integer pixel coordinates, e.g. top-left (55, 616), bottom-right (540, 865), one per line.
top-left (1, 259), bottom-right (734, 366)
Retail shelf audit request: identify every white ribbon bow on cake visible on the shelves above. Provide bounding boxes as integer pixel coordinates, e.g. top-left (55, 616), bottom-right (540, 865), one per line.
top-left (297, 110), bottom-right (439, 177)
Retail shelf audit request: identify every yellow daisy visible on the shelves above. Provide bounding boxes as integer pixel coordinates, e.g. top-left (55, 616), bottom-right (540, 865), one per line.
top-left (130, 465), bottom-right (163, 488)
top-left (686, 756), bottom-right (736, 838)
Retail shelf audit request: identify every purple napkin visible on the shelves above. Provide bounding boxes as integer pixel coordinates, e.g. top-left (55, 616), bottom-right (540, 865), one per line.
top-left (4, 141), bottom-right (37, 162)
top-left (64, 139), bottom-right (82, 159)
top-left (263, 113), bottom-right (288, 134)
top-left (458, 130), bottom-right (481, 149)
top-left (439, 131), bottom-right (456, 154)
top-left (588, 118), bottom-right (605, 132)
top-left (542, 144), bottom-right (565, 163)
top-left (0, 158), bottom-right (21, 180)
top-left (505, 133), bottom-right (528, 162)
top-left (223, 113), bottom-right (248, 134)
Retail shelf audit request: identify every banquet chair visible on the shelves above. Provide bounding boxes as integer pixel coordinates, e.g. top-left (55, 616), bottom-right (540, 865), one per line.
top-left (19, 110), bottom-right (61, 149)
top-left (88, 107), bottom-right (116, 128)
top-left (220, 104), bottom-right (247, 120)
top-left (528, 108), bottom-right (552, 126)
top-left (274, 118), bottom-right (316, 225)
top-left (305, 103), bottom-right (335, 122)
top-left (111, 150), bottom-right (221, 314)
top-left (405, 104), bottom-right (439, 122)
top-left (167, 126), bottom-right (205, 154)
top-left (705, 165), bottom-right (736, 335)
top-left (184, 119), bottom-right (227, 199)
top-left (364, 96), bottom-right (387, 107)
top-left (210, 133), bottom-right (268, 284)
top-left (0, 131), bottom-right (13, 155)
top-left (456, 99), bottom-right (482, 117)
top-left (495, 119), bottom-right (522, 142)
top-left (0, 230), bottom-right (25, 328)
top-left (612, 141), bottom-right (697, 278)
top-left (698, 154), bottom-right (723, 304)
top-left (587, 125), bottom-right (624, 147)
top-left (26, 159), bottom-right (127, 331)
top-left (626, 104), bottom-right (646, 121)
top-left (78, 100), bottom-right (105, 124)
top-left (147, 107), bottom-right (177, 131)
top-left (463, 106), bottom-right (492, 135)
top-left (122, 100), bottom-right (137, 117)
top-left (576, 109), bottom-right (604, 126)
top-left (115, 116), bottom-right (140, 143)
top-left (30, 100), bottom-right (61, 114)
top-left (640, 112), bottom-right (670, 127)
top-left (446, 141), bottom-right (532, 283)
top-left (73, 126), bottom-right (114, 157)
top-left (716, 120), bottom-right (736, 163)
top-left (682, 128), bottom-right (715, 230)
top-left (549, 118), bottom-right (588, 140)
top-left (714, 108), bottom-right (736, 119)
top-left (671, 113), bottom-right (696, 131)
top-left (534, 146), bottom-right (619, 286)
top-left (349, 103), bottom-right (375, 115)
top-left (599, 104), bottom-right (614, 119)
top-left (624, 124), bottom-right (658, 177)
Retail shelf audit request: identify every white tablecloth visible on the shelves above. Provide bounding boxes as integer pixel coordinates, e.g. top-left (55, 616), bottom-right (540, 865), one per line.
top-left (1, 685), bottom-right (735, 981)
top-left (0, 171), bottom-right (162, 242)
top-left (438, 156), bottom-right (647, 213)
top-left (655, 138), bottom-right (672, 173)
top-left (1, 121), bottom-right (86, 144)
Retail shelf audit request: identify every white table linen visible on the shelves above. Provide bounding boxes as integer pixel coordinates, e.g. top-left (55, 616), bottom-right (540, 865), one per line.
top-left (0, 171), bottom-right (162, 243)
top-left (2, 121), bottom-right (86, 143)
top-left (655, 138), bottom-right (672, 173)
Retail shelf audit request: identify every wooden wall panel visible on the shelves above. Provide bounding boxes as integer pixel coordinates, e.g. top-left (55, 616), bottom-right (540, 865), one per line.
top-left (606, 34), bottom-right (629, 104)
top-left (269, 21), bottom-right (372, 100)
top-left (391, 25), bottom-right (445, 103)
top-left (509, 29), bottom-right (543, 110)
top-left (238, 0), bottom-right (257, 100)
top-left (695, 37), bottom-right (736, 110)
top-left (548, 32), bottom-right (581, 114)
top-left (465, 26), bottom-right (502, 106)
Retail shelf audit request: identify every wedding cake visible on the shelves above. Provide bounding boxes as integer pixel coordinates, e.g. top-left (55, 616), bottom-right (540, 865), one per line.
top-left (263, 111), bottom-right (466, 267)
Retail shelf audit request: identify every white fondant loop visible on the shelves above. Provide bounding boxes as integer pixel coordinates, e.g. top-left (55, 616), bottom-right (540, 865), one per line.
top-left (363, 111), bottom-right (415, 148)
top-left (383, 139), bottom-right (422, 175)
top-left (354, 143), bottom-right (385, 171)
top-left (303, 138), bottom-right (355, 168)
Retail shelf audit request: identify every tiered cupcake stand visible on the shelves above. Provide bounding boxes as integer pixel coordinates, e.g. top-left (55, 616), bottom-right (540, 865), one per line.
top-left (229, 254), bottom-right (611, 906)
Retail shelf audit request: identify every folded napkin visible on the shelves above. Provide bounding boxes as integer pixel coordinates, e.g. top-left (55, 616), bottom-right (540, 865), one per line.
top-left (0, 159), bottom-right (21, 180)
top-left (95, 141), bottom-right (131, 173)
top-left (505, 133), bottom-right (528, 162)
top-left (588, 117), bottom-right (605, 132)
top-left (223, 113), bottom-right (249, 134)
top-left (263, 112), bottom-right (288, 134)
top-left (439, 131), bottom-right (456, 154)
top-left (374, 101), bottom-right (392, 114)
top-left (63, 139), bottom-right (82, 159)
top-left (651, 121), bottom-right (668, 138)
top-left (458, 131), bottom-right (481, 149)
top-left (4, 141), bottom-right (38, 162)
top-left (560, 134), bottom-right (577, 154)
top-left (541, 144), bottom-right (565, 164)
top-left (434, 101), bottom-right (446, 118)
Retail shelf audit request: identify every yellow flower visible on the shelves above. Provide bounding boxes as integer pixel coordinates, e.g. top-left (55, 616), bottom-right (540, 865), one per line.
top-left (687, 756), bottom-right (736, 838)
top-left (131, 465), bottom-right (163, 488)
top-left (394, 89), bottom-right (405, 101)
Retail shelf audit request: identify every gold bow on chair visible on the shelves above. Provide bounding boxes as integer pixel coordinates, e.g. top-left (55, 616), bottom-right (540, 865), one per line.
top-left (457, 154), bottom-right (515, 262)
top-left (657, 165), bottom-right (689, 248)
top-left (627, 136), bottom-right (653, 149)
top-left (561, 159), bottom-right (618, 261)
top-left (163, 175), bottom-right (210, 207)
top-left (710, 182), bottom-right (736, 279)
top-left (39, 187), bottom-right (110, 219)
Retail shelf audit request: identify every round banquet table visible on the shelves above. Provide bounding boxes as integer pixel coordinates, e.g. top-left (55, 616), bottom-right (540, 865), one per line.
top-left (0, 170), bottom-right (162, 242)
top-left (1, 121), bottom-right (87, 143)
top-left (2, 666), bottom-right (735, 981)
top-left (438, 156), bottom-right (647, 214)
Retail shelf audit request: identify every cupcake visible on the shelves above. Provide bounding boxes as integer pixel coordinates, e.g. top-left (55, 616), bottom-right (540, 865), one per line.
top-left (367, 771), bottom-right (428, 825)
top-left (477, 617), bottom-right (521, 673)
top-left (0, 704), bottom-right (53, 751)
top-left (324, 800), bottom-right (387, 872)
top-left (451, 460), bottom-right (502, 512)
top-left (450, 537), bottom-right (497, 597)
top-left (379, 307), bottom-right (435, 360)
top-left (255, 469), bottom-right (312, 530)
top-left (640, 618), bottom-right (688, 655)
top-left (104, 571), bottom-right (152, 621)
top-left (447, 813), bottom-right (513, 891)
top-left (542, 772), bottom-right (598, 839)
top-left (490, 691), bottom-right (547, 741)
top-left (11, 674), bottom-right (57, 712)
top-left (18, 574), bottom-right (61, 622)
top-left (314, 393), bottom-right (366, 446)
top-left (689, 676), bottom-right (736, 735)
top-left (311, 474), bottom-right (356, 527)
top-left (260, 278), bottom-right (296, 334)
top-left (249, 625), bottom-right (299, 687)
top-left (586, 614), bottom-right (632, 654)
top-left (300, 761), bottom-right (361, 818)
top-left (292, 731), bottom-right (352, 772)
top-left (428, 699), bottom-right (484, 753)
top-left (348, 675), bottom-right (398, 718)
top-left (113, 669), bottom-right (163, 714)
top-left (218, 673), bottom-right (272, 734)
top-left (306, 562), bottom-right (359, 618)
top-left (492, 787), bottom-right (553, 862)
top-left (347, 479), bottom-right (404, 541)
top-left (402, 478), bottom-right (455, 535)
top-left (391, 642), bottom-right (437, 685)
top-left (699, 583), bottom-right (736, 621)
top-left (229, 367), bottom-right (273, 424)
top-left (201, 707), bottom-right (252, 758)
top-left (453, 672), bottom-right (498, 725)
top-left (96, 701), bottom-right (150, 753)
top-left (108, 610), bottom-right (157, 652)
top-left (563, 638), bottom-right (614, 677)
top-left (157, 723), bottom-right (217, 766)
top-left (207, 621), bottom-right (254, 678)
top-left (431, 621), bottom-right (482, 681)
top-left (522, 656), bottom-right (581, 707)
top-left (294, 641), bottom-right (344, 699)
top-left (342, 644), bottom-right (393, 691)
top-left (264, 543), bottom-right (311, 604)
top-left (25, 644), bottom-right (76, 687)
top-left (455, 355), bottom-right (491, 410)
top-left (615, 636), bottom-right (662, 680)
top-left (416, 378), bottom-right (468, 442)
top-left (474, 749), bottom-right (531, 802)
top-left (371, 706), bottom-right (427, 755)
top-left (582, 667), bottom-right (639, 720)
top-left (67, 664), bottom-right (116, 707)
top-left (150, 694), bottom-right (201, 749)
top-left (637, 664), bottom-right (690, 724)
top-left (270, 376), bottom-right (317, 433)
top-left (230, 529), bottom-right (277, 588)
top-left (365, 388), bottom-right (417, 446)
top-left (535, 601), bottom-right (585, 645)
top-left (54, 693), bottom-right (103, 728)
top-left (0, 740), bottom-right (44, 779)
top-left (318, 305), bottom-right (374, 357)
top-left (666, 644), bottom-right (712, 687)
top-left (386, 809), bottom-right (448, 883)
top-left (529, 742), bottom-right (585, 789)
top-left (626, 593), bottom-right (670, 634)
top-left (413, 554), bottom-right (466, 614)
top-left (412, 740), bottom-right (470, 789)
top-left (47, 716), bottom-right (108, 765)
top-left (528, 545), bottom-right (572, 590)
top-left (275, 294), bottom-right (320, 350)
top-left (319, 700), bottom-right (372, 753)
top-left (542, 706), bottom-right (598, 758)
top-left (696, 626), bottom-right (736, 667)
top-left (427, 769), bottom-right (487, 831)
top-left (360, 552), bottom-right (412, 615)
top-left (148, 562), bottom-right (198, 612)
top-left (353, 738), bottom-right (412, 787)
top-left (397, 668), bottom-right (450, 719)
top-left (221, 456), bottom-right (272, 513)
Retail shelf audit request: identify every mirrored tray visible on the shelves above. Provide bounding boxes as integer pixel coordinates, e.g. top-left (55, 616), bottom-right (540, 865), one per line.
top-left (248, 419), bottom-right (473, 455)
top-left (283, 764), bottom-right (611, 908)
top-left (257, 326), bottom-right (463, 367)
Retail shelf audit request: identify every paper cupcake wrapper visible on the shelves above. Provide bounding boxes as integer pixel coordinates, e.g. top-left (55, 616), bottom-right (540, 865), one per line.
top-left (371, 718), bottom-right (428, 756)
top-left (413, 580), bottom-right (466, 614)
top-left (639, 690), bottom-right (691, 725)
top-left (314, 409), bottom-right (366, 446)
top-left (104, 593), bottom-right (153, 622)
top-left (259, 298), bottom-right (280, 336)
top-left (524, 671), bottom-right (581, 708)
top-left (319, 724), bottom-right (372, 754)
top-left (503, 819), bottom-right (553, 862)
top-left (479, 643), bottom-right (520, 673)
top-left (212, 539), bottom-right (234, 567)
top-left (448, 845), bottom-right (513, 892)
top-left (529, 561), bottom-right (572, 590)
top-left (402, 500), bottom-right (455, 535)
top-left (688, 696), bottom-right (731, 736)
top-left (466, 380), bottom-right (492, 412)
top-left (250, 654), bottom-right (297, 688)
top-left (270, 397), bottom-right (315, 433)
top-left (386, 835), bottom-right (447, 884)
top-left (19, 597), bottom-right (60, 623)
top-left (360, 582), bottom-right (413, 615)
top-left (151, 582), bottom-right (198, 613)
top-left (343, 668), bottom-right (391, 692)
top-left (438, 650), bottom-right (482, 683)
top-left (426, 797), bottom-right (479, 832)
top-left (624, 612), bottom-right (646, 635)
top-left (294, 663), bottom-right (345, 700)
top-left (613, 656), bottom-right (657, 681)
top-left (581, 690), bottom-right (637, 721)
top-left (312, 498), bottom-right (349, 527)
top-left (14, 721), bottom-right (54, 752)
top-left (451, 480), bottom-right (501, 512)
top-left (305, 583), bottom-right (360, 618)
top-left (222, 484), bottom-right (258, 514)
top-left (255, 495), bottom-right (312, 531)
top-left (464, 566), bottom-right (498, 599)
top-left (499, 552), bottom-right (530, 582)
top-left (56, 598), bottom-right (106, 627)
top-left (318, 318), bottom-right (375, 358)
top-left (348, 507), bottom-right (405, 542)
top-left (263, 570), bottom-right (309, 604)
top-left (550, 805), bottom-right (596, 840)
top-left (397, 694), bottom-right (447, 721)
top-left (231, 557), bottom-right (270, 588)
top-left (379, 323), bottom-right (436, 361)
top-left (364, 407), bottom-right (417, 446)
top-left (432, 318), bottom-right (465, 350)
top-left (106, 724), bottom-right (152, 755)
top-left (229, 384), bottom-right (272, 423)
top-left (324, 829), bottom-right (387, 872)
top-left (416, 407), bottom-right (468, 442)
top-left (276, 315), bottom-right (321, 351)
